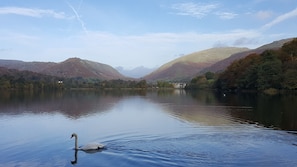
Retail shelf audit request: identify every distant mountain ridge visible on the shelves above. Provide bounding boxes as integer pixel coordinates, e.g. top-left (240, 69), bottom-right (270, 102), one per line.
top-left (0, 58), bottom-right (126, 80)
top-left (144, 47), bottom-right (249, 81)
top-left (0, 60), bottom-right (56, 72)
top-left (116, 66), bottom-right (156, 78)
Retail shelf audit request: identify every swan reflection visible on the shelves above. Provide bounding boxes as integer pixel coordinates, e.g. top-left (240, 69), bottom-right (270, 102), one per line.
top-left (71, 150), bottom-right (78, 165)
top-left (71, 148), bottom-right (105, 165)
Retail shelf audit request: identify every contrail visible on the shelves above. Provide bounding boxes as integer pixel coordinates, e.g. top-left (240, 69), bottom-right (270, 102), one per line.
top-left (261, 7), bottom-right (297, 30)
top-left (67, 0), bottom-right (88, 34)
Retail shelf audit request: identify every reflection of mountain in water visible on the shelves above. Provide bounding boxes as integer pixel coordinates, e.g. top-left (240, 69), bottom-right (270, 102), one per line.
top-left (147, 90), bottom-right (297, 131)
top-left (0, 91), bottom-right (126, 119)
top-left (147, 90), bottom-right (245, 126)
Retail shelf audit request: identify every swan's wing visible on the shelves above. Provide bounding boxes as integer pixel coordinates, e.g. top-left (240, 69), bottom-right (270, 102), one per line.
top-left (80, 142), bottom-right (105, 150)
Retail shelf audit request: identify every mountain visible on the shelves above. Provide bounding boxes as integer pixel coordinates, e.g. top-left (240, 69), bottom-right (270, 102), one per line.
top-left (42, 58), bottom-right (126, 80)
top-left (116, 66), bottom-right (156, 78)
top-left (0, 58), bottom-right (126, 80)
top-left (144, 47), bottom-right (249, 82)
top-left (201, 38), bottom-right (294, 73)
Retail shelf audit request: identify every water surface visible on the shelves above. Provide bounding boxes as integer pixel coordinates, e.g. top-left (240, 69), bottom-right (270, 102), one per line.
top-left (0, 90), bottom-right (296, 167)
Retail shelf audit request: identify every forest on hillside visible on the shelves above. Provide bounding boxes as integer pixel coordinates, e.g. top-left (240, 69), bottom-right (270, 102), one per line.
top-left (0, 67), bottom-right (150, 90)
top-left (187, 38), bottom-right (297, 91)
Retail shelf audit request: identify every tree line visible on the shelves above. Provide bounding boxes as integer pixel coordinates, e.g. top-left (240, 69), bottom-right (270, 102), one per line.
top-left (0, 68), bottom-right (63, 90)
top-left (0, 67), bottom-right (175, 90)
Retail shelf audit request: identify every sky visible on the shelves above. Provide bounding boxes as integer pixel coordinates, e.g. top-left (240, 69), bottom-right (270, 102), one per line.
top-left (0, 0), bottom-right (297, 69)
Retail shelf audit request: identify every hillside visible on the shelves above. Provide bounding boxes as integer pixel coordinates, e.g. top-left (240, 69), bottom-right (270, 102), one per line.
top-left (144, 47), bottom-right (249, 81)
top-left (0, 58), bottom-right (127, 80)
top-left (41, 58), bottom-right (126, 80)
top-left (201, 38), bottom-right (294, 73)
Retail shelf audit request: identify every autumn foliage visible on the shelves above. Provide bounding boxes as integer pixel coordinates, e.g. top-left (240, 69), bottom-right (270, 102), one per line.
top-left (214, 38), bottom-right (297, 91)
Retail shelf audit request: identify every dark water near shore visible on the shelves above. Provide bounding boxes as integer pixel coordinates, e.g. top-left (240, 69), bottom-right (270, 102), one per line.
top-left (0, 90), bottom-right (296, 167)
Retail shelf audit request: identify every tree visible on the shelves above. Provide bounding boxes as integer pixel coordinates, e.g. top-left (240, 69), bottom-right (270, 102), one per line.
top-left (236, 53), bottom-right (261, 89)
top-left (257, 60), bottom-right (282, 90)
top-left (136, 80), bottom-right (147, 88)
top-left (157, 81), bottom-right (173, 88)
top-left (205, 72), bottom-right (215, 80)
top-left (282, 38), bottom-right (297, 60)
top-left (282, 69), bottom-right (297, 89)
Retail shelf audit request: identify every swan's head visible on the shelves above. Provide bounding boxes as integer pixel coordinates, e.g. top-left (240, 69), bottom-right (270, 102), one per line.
top-left (71, 133), bottom-right (77, 139)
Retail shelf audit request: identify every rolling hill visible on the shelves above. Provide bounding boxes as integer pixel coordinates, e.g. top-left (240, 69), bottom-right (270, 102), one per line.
top-left (41, 58), bottom-right (126, 80)
top-left (144, 47), bottom-right (249, 81)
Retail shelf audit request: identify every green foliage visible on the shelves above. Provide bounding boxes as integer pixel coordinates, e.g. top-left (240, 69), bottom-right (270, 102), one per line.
top-left (186, 72), bottom-right (216, 89)
top-left (0, 68), bottom-right (63, 90)
top-left (157, 81), bottom-right (174, 88)
top-left (0, 67), bottom-right (150, 90)
top-left (282, 61), bottom-right (297, 89)
top-left (136, 80), bottom-right (147, 88)
top-left (282, 38), bottom-right (297, 58)
top-left (214, 38), bottom-right (297, 91)
top-left (205, 72), bottom-right (215, 80)
top-left (99, 79), bottom-right (148, 89)
top-left (257, 59), bottom-right (282, 90)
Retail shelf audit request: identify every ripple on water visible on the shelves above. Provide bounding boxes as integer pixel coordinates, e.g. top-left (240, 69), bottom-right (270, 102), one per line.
top-left (97, 124), bottom-right (297, 167)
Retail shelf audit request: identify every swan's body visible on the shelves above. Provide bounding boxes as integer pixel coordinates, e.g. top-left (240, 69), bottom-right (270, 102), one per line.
top-left (71, 133), bottom-right (105, 151)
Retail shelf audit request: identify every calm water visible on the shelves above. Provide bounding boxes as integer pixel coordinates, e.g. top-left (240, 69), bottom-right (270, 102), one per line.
top-left (0, 90), bottom-right (296, 167)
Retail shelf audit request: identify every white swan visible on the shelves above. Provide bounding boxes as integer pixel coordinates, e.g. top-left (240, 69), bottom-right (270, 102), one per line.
top-left (71, 133), bottom-right (105, 151)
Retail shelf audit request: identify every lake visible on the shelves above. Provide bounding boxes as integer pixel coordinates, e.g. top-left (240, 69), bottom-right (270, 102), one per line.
top-left (0, 90), bottom-right (297, 167)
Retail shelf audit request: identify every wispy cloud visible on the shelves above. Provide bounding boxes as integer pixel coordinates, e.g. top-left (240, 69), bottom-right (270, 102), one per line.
top-left (262, 7), bottom-right (297, 30)
top-left (216, 12), bottom-right (238, 20)
top-left (171, 2), bottom-right (238, 20)
top-left (67, 1), bottom-right (88, 34)
top-left (0, 7), bottom-right (70, 19)
top-left (171, 2), bottom-right (219, 19)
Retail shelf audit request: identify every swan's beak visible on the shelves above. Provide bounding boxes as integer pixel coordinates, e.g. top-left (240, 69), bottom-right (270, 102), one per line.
top-left (71, 135), bottom-right (73, 139)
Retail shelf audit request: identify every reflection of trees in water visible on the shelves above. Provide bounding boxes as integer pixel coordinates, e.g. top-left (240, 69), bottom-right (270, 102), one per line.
top-left (254, 94), bottom-right (297, 131)
top-left (0, 90), bottom-right (132, 119)
top-left (217, 92), bottom-right (297, 131)
top-left (150, 90), bottom-right (297, 130)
